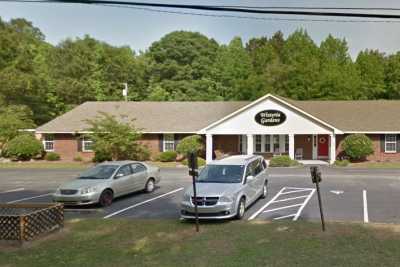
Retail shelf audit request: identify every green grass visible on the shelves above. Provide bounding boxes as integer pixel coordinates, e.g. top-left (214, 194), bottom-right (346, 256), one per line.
top-left (0, 161), bottom-right (92, 169)
top-left (348, 161), bottom-right (400, 169)
top-left (1, 219), bottom-right (400, 267)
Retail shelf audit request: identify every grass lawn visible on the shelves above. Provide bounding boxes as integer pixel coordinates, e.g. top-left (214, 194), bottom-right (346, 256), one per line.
top-left (348, 161), bottom-right (400, 169)
top-left (0, 161), bottom-right (92, 169)
top-left (1, 219), bottom-right (400, 267)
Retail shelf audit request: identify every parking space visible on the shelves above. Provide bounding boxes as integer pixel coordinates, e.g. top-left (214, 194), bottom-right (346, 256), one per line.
top-left (0, 166), bottom-right (399, 223)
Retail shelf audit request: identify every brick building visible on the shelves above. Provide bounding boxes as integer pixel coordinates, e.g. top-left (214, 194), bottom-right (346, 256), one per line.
top-left (35, 94), bottom-right (400, 163)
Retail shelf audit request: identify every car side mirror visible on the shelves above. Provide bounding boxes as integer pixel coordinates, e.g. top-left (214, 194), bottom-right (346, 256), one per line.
top-left (247, 175), bottom-right (254, 181)
top-left (115, 173), bottom-right (124, 179)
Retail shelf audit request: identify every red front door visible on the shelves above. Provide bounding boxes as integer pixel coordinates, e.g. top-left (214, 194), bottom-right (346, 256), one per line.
top-left (317, 135), bottom-right (329, 157)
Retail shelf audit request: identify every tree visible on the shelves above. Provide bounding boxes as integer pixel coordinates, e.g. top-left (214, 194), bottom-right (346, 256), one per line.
top-left (317, 35), bottom-right (361, 99)
top-left (176, 135), bottom-right (204, 155)
top-left (85, 112), bottom-right (144, 161)
top-left (356, 50), bottom-right (386, 99)
top-left (0, 105), bottom-right (35, 150)
top-left (385, 52), bottom-right (400, 99)
top-left (341, 134), bottom-right (374, 161)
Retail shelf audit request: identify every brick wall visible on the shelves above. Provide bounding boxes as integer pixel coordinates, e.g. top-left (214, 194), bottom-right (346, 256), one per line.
top-left (213, 135), bottom-right (240, 157)
top-left (336, 134), bottom-right (400, 162)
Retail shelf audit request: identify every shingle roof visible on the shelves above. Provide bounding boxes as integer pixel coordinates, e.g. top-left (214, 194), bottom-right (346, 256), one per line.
top-left (285, 99), bottom-right (400, 132)
top-left (36, 101), bottom-right (250, 133)
top-left (36, 96), bottom-right (400, 133)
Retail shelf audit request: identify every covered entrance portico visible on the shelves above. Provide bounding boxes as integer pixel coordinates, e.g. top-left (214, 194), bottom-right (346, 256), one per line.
top-left (200, 95), bottom-right (341, 164)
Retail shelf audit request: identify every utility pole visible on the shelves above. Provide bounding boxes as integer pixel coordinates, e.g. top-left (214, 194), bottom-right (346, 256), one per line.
top-left (122, 83), bottom-right (128, 101)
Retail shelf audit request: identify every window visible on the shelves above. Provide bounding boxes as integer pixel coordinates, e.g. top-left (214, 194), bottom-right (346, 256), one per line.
top-left (264, 135), bottom-right (271, 152)
top-left (239, 135), bottom-right (244, 154)
top-left (385, 134), bottom-right (397, 153)
top-left (163, 134), bottom-right (175, 151)
top-left (273, 135), bottom-right (280, 153)
top-left (255, 135), bottom-right (262, 152)
top-left (115, 165), bottom-right (132, 178)
top-left (43, 135), bottom-right (54, 152)
top-left (285, 135), bottom-right (289, 152)
top-left (82, 137), bottom-right (93, 152)
top-left (131, 163), bottom-right (146, 174)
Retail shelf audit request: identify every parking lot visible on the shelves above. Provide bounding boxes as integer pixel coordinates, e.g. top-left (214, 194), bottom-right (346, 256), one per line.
top-left (0, 166), bottom-right (400, 223)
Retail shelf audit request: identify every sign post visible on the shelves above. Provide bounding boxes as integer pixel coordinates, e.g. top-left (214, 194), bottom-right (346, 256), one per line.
top-left (310, 166), bottom-right (326, 232)
top-left (187, 152), bottom-right (199, 232)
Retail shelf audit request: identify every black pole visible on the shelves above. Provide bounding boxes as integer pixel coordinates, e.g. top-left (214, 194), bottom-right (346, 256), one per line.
top-left (315, 179), bottom-right (326, 232)
top-left (188, 152), bottom-right (199, 232)
top-left (191, 171), bottom-right (199, 232)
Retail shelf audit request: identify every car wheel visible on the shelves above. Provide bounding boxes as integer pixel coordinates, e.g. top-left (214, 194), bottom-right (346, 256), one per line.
top-left (99, 189), bottom-right (113, 207)
top-left (236, 197), bottom-right (246, 220)
top-left (145, 178), bottom-right (155, 193)
top-left (261, 181), bottom-right (268, 199)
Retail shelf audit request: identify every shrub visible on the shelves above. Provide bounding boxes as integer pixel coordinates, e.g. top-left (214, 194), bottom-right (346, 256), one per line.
top-left (93, 150), bottom-right (112, 163)
top-left (176, 135), bottom-right (203, 155)
top-left (73, 155), bottom-right (83, 162)
top-left (45, 152), bottom-right (60, 161)
top-left (269, 155), bottom-right (299, 167)
top-left (158, 151), bottom-right (177, 162)
top-left (341, 134), bottom-right (374, 161)
top-left (3, 134), bottom-right (43, 161)
top-left (182, 157), bottom-right (206, 167)
top-left (133, 146), bottom-right (151, 161)
top-left (334, 159), bottom-right (350, 167)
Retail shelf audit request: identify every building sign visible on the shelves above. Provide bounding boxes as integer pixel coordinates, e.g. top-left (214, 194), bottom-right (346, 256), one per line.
top-left (255, 110), bottom-right (286, 126)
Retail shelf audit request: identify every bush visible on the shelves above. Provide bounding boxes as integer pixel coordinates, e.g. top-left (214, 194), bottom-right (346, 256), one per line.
top-left (334, 159), bottom-right (350, 167)
top-left (73, 155), bottom-right (83, 162)
top-left (176, 135), bottom-right (203, 155)
top-left (45, 152), bottom-right (60, 161)
top-left (158, 151), bottom-right (177, 162)
top-left (133, 146), bottom-right (151, 161)
top-left (182, 157), bottom-right (206, 167)
top-left (93, 150), bottom-right (112, 163)
top-left (3, 134), bottom-right (43, 161)
top-left (269, 155), bottom-right (299, 167)
top-left (341, 134), bottom-right (374, 161)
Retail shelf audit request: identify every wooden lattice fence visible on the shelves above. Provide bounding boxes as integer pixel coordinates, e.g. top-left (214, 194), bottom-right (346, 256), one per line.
top-left (0, 203), bottom-right (64, 242)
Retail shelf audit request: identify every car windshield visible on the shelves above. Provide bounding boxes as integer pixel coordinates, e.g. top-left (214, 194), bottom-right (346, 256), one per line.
top-left (78, 165), bottom-right (118, 180)
top-left (196, 165), bottom-right (245, 183)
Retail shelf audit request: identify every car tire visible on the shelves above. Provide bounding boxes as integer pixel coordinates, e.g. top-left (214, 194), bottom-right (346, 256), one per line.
top-left (99, 189), bottom-right (113, 207)
top-left (261, 181), bottom-right (268, 199)
top-left (145, 178), bottom-right (155, 193)
top-left (236, 197), bottom-right (246, 220)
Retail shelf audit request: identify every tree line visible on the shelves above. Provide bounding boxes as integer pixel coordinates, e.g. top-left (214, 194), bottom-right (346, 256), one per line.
top-left (1, 17), bottom-right (400, 127)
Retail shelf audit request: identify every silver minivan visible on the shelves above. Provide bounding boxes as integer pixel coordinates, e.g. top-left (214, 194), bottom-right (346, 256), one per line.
top-left (181, 155), bottom-right (268, 220)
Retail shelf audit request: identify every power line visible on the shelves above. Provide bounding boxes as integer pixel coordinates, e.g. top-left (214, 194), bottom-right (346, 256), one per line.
top-left (3, 0), bottom-right (400, 19)
top-left (99, 4), bottom-right (400, 24)
top-left (213, 6), bottom-right (400, 11)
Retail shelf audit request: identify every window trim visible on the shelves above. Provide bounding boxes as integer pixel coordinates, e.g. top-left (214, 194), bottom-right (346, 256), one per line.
top-left (43, 135), bottom-right (54, 152)
top-left (82, 137), bottom-right (94, 152)
top-left (163, 134), bottom-right (175, 152)
top-left (385, 134), bottom-right (397, 153)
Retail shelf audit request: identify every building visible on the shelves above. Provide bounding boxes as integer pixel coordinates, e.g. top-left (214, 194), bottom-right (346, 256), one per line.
top-left (35, 94), bottom-right (400, 163)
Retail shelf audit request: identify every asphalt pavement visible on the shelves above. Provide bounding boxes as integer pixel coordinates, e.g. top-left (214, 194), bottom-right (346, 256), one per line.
top-left (0, 166), bottom-right (399, 223)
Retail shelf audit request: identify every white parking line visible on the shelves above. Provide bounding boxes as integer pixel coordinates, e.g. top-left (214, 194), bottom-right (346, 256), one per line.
top-left (104, 188), bottom-right (184, 219)
top-left (263, 203), bottom-right (303, 213)
top-left (293, 189), bottom-right (315, 221)
top-left (248, 187), bottom-right (286, 220)
top-left (7, 193), bottom-right (53, 203)
top-left (0, 188), bottom-right (24, 194)
top-left (248, 186), bottom-right (315, 221)
top-left (363, 189), bottom-right (369, 223)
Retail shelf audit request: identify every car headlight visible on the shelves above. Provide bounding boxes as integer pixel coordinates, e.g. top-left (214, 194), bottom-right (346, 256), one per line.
top-left (80, 187), bottom-right (97, 194)
top-left (219, 195), bottom-right (233, 203)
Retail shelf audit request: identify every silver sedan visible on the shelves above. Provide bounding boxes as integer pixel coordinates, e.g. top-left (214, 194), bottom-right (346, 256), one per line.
top-left (53, 161), bottom-right (161, 207)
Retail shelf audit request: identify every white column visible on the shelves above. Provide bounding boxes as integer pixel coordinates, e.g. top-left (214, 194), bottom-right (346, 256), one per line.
top-left (206, 134), bottom-right (213, 163)
top-left (289, 134), bottom-right (295, 160)
top-left (247, 134), bottom-right (254, 155)
top-left (329, 134), bottom-right (336, 164)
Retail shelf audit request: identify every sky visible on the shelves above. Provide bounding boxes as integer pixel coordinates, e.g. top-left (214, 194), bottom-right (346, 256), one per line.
top-left (1, 0), bottom-right (400, 57)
